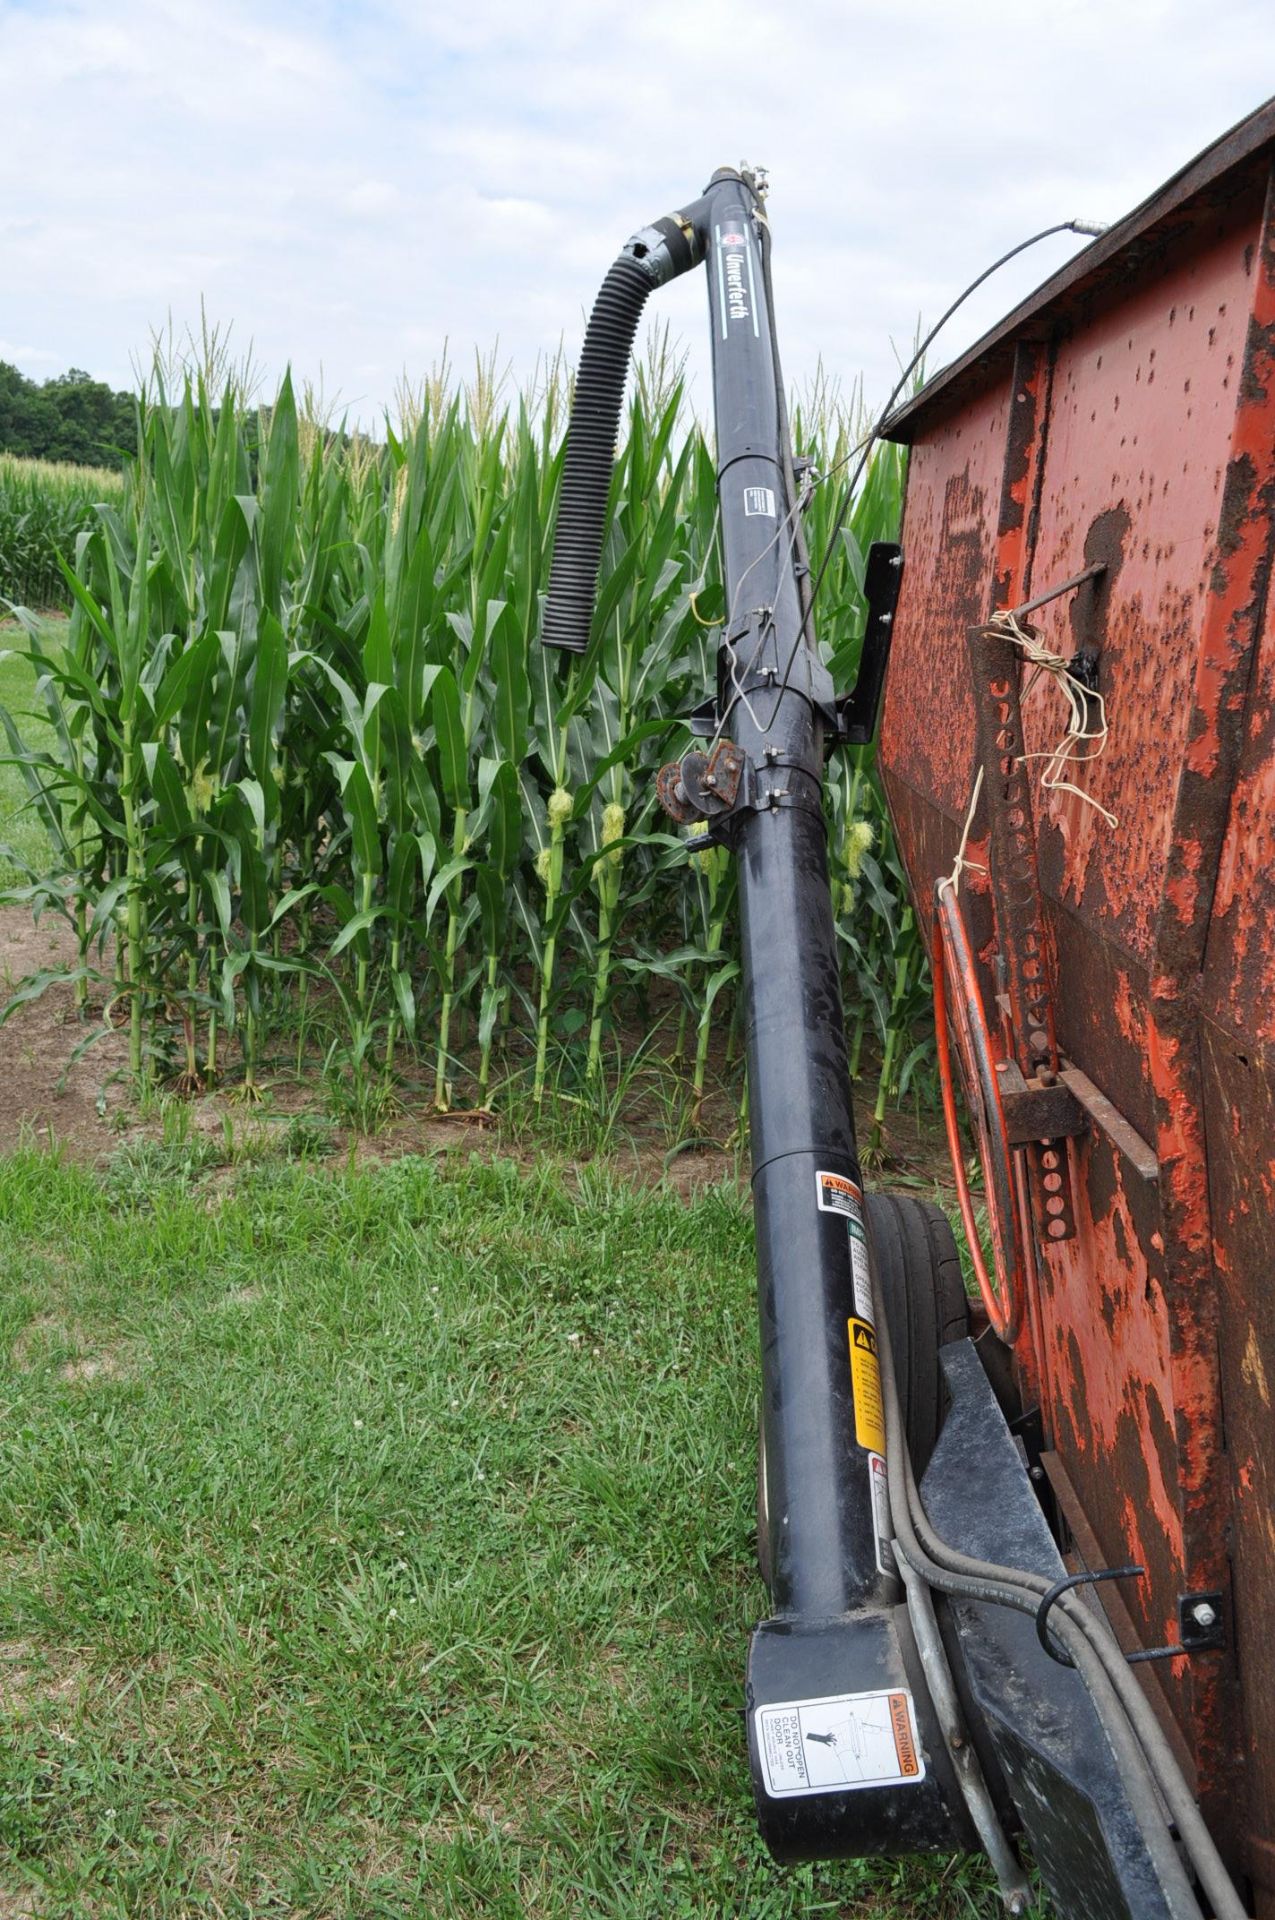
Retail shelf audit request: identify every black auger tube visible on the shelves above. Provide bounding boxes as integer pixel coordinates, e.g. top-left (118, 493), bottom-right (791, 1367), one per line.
top-left (542, 208), bottom-right (705, 652)
top-left (699, 170), bottom-right (883, 1620)
top-left (542, 170), bottom-right (967, 1866)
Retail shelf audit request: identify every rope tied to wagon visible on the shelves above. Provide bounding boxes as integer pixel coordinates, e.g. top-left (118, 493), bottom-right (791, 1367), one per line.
top-left (942, 594), bottom-right (1117, 902)
top-left (990, 607), bottom-right (1119, 831)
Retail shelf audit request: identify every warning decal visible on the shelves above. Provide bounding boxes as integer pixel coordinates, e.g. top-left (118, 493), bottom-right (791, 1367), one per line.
top-left (869, 1451), bottom-right (896, 1579)
top-left (816, 1169), bottom-right (862, 1216)
top-left (755, 1688), bottom-right (925, 1798)
top-left (847, 1213), bottom-right (874, 1323)
top-left (848, 1316), bottom-right (886, 1454)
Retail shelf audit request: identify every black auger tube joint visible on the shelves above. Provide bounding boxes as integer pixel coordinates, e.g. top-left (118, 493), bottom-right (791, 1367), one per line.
top-left (540, 171), bottom-right (966, 1864)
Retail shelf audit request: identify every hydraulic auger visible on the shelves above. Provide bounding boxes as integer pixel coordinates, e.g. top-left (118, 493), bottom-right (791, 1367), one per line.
top-left (540, 167), bottom-right (1251, 1920)
top-left (543, 162), bottom-right (963, 1864)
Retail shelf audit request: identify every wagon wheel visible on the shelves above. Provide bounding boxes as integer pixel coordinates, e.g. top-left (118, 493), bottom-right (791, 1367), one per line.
top-left (932, 882), bottom-right (1024, 1343)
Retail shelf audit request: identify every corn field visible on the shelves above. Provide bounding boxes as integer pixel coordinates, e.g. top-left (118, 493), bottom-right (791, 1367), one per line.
top-left (0, 358), bottom-right (933, 1138)
top-left (0, 455), bottom-right (125, 610)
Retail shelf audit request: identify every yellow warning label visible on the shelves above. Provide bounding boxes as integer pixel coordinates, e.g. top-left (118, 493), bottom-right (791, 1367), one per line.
top-left (888, 1691), bottom-right (921, 1777)
top-left (848, 1316), bottom-right (886, 1454)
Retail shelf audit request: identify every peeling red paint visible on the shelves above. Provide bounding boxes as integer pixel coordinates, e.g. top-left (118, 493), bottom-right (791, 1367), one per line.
top-left (880, 158), bottom-right (1275, 1895)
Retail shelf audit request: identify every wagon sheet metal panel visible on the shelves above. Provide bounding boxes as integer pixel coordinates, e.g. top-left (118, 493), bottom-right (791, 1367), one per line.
top-left (880, 377), bottom-right (1013, 818)
top-left (1198, 211), bottom-right (1275, 1899)
top-left (879, 104), bottom-right (1275, 1904)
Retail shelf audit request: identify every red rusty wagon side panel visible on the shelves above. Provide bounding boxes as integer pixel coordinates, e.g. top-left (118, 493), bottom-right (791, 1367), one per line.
top-left (880, 380), bottom-right (1015, 822)
top-left (1199, 322), bottom-right (1275, 1896)
top-left (878, 99), bottom-right (1275, 1905)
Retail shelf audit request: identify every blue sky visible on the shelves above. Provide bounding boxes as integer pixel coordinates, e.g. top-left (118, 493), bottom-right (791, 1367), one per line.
top-left (1, 0), bottom-right (1270, 427)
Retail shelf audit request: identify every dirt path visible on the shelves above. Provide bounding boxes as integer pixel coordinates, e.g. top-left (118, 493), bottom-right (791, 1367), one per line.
top-left (0, 900), bottom-right (953, 1199)
top-left (0, 905), bottom-right (133, 1159)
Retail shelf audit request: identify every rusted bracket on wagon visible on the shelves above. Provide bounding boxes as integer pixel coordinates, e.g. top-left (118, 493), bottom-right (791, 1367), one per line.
top-left (1058, 1064), bottom-right (1159, 1183)
top-left (993, 1059), bottom-right (1086, 1144)
top-left (993, 1046), bottom-right (1160, 1183)
top-left (968, 619), bottom-right (1078, 1244)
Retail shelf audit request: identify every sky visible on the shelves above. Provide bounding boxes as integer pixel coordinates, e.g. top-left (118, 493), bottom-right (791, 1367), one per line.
top-left (1, 0), bottom-right (1271, 430)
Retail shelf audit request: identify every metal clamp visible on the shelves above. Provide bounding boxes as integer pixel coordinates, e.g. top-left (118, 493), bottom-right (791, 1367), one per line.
top-left (1036, 1567), bottom-right (1226, 1668)
top-left (1035, 1565), bottom-right (1145, 1667)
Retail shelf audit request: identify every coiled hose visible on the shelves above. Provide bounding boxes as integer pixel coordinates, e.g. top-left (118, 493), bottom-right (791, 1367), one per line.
top-left (541, 253), bottom-right (657, 653)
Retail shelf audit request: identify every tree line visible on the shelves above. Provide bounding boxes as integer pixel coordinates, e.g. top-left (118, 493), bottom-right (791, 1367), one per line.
top-left (0, 362), bottom-right (136, 468)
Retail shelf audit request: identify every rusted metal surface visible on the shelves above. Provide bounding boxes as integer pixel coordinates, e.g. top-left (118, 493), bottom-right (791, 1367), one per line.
top-left (933, 885), bottom-right (1025, 1342)
top-left (994, 341), bottom-right (1052, 610)
top-left (656, 739), bottom-right (747, 823)
top-left (1198, 312), bottom-right (1275, 1891)
top-left (968, 623), bottom-right (1064, 1082)
top-left (879, 111), bottom-right (1275, 1903)
top-left (883, 380), bottom-right (1013, 820)
top-left (1039, 1447), bottom-right (1197, 1787)
top-left (993, 1060), bottom-right (1085, 1146)
top-left (1057, 1065), bottom-right (1158, 1182)
top-left (967, 621), bottom-right (1079, 1248)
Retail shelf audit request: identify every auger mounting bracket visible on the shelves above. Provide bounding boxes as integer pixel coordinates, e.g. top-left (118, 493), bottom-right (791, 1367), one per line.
top-left (830, 540), bottom-right (904, 749)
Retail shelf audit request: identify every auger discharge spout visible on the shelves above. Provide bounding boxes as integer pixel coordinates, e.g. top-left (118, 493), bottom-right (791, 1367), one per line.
top-left (541, 198), bottom-right (708, 654)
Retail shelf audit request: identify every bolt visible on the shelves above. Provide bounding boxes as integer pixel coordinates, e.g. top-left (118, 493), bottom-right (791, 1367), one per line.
top-left (1190, 1601), bottom-right (1218, 1630)
top-left (1030, 1465), bottom-right (1045, 1482)
top-left (703, 773), bottom-right (717, 788)
top-left (949, 1732), bottom-right (965, 1751)
top-left (764, 746), bottom-right (779, 764)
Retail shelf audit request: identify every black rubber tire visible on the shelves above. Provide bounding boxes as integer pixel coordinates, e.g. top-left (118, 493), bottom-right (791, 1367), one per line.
top-left (865, 1189), bottom-right (969, 1476)
top-left (755, 1190), bottom-right (968, 1595)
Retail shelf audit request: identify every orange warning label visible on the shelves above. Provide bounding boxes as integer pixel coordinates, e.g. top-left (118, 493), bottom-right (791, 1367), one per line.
top-left (815, 1169), bottom-right (862, 1216)
top-left (848, 1316), bottom-right (886, 1454)
top-left (888, 1691), bottom-right (920, 1777)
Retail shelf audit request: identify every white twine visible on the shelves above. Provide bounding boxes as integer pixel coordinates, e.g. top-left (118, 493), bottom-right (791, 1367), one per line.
top-left (943, 606), bottom-right (1117, 901)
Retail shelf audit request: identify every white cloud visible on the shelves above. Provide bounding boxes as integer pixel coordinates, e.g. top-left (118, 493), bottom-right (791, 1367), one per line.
top-left (0, 341), bottom-right (61, 365)
top-left (0, 0), bottom-right (1270, 426)
top-left (338, 181), bottom-right (404, 218)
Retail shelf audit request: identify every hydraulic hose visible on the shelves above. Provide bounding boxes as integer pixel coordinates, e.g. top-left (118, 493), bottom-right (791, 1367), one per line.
top-left (870, 1274), bottom-right (1250, 1920)
top-left (893, 1540), bottom-right (1033, 1912)
top-left (541, 254), bottom-right (654, 653)
top-left (542, 207), bottom-right (706, 653)
top-left (896, 1441), bottom-right (1248, 1920)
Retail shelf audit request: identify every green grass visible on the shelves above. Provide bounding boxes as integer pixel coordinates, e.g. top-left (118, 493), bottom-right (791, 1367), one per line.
top-left (0, 1144), bottom-right (1022, 1917)
top-left (0, 618), bottom-right (63, 884)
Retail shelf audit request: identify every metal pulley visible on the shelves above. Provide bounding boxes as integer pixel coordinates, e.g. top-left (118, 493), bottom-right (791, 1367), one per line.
top-left (655, 738), bottom-right (746, 824)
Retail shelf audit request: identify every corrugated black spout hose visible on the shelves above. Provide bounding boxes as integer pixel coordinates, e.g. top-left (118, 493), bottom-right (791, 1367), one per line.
top-left (541, 199), bottom-right (711, 653)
